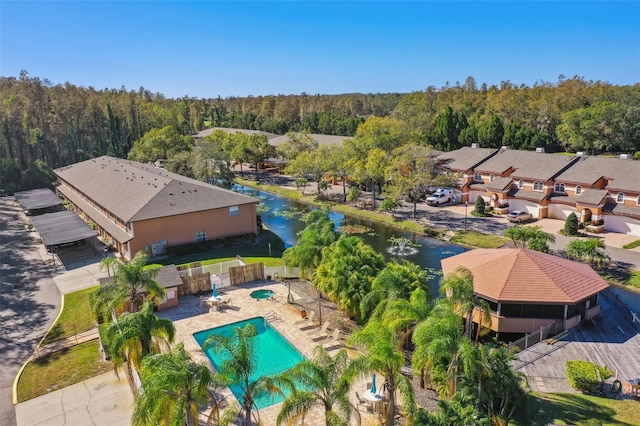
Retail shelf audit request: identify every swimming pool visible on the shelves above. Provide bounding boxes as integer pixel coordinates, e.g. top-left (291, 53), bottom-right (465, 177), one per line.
top-left (193, 317), bottom-right (305, 409)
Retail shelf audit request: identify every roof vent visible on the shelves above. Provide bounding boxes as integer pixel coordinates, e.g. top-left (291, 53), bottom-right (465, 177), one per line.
top-left (471, 143), bottom-right (478, 148)
top-left (535, 147), bottom-right (545, 153)
top-left (620, 153), bottom-right (631, 160)
top-left (576, 152), bottom-right (584, 157)
top-left (169, 193), bottom-right (173, 196)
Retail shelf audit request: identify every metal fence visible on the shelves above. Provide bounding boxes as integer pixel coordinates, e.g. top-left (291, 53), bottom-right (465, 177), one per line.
top-left (508, 320), bottom-right (563, 352)
top-left (600, 288), bottom-right (640, 334)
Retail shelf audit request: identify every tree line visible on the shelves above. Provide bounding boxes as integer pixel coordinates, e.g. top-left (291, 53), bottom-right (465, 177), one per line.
top-left (1, 71), bottom-right (638, 194)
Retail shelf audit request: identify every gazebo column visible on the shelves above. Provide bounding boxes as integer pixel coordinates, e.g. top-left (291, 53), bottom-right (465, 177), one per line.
top-left (563, 305), bottom-right (568, 330)
top-left (497, 302), bottom-right (502, 316)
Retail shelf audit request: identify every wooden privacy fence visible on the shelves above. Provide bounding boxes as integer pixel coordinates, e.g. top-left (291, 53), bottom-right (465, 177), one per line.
top-left (229, 263), bottom-right (264, 285)
top-left (178, 272), bottom-right (211, 296)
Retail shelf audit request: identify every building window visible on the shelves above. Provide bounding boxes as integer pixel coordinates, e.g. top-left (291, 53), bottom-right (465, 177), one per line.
top-left (533, 182), bottom-right (544, 191)
top-left (195, 231), bottom-right (206, 243)
top-left (473, 172), bottom-right (482, 182)
top-left (489, 174), bottom-right (495, 182)
top-left (518, 180), bottom-right (524, 189)
top-left (617, 193), bottom-right (625, 203)
top-left (229, 205), bottom-right (240, 216)
top-left (554, 182), bottom-right (565, 193)
top-left (576, 185), bottom-right (582, 195)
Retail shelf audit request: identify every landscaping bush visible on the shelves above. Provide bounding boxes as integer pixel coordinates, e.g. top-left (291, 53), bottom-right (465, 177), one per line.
top-left (622, 239), bottom-right (640, 250)
top-left (562, 212), bottom-right (580, 236)
top-left (566, 360), bottom-right (599, 394)
top-left (471, 195), bottom-right (492, 217)
top-left (166, 233), bottom-right (256, 257)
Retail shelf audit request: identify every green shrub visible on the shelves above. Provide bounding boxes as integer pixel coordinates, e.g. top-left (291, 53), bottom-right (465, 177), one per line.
top-left (166, 233), bottom-right (256, 257)
top-left (474, 195), bottom-right (486, 215)
top-left (562, 212), bottom-right (580, 236)
top-left (566, 360), bottom-right (599, 394)
top-left (622, 239), bottom-right (640, 250)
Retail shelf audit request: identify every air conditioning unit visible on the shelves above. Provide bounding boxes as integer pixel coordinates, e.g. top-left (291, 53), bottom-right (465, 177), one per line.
top-left (535, 147), bottom-right (545, 153)
top-left (620, 153), bottom-right (630, 160)
top-left (500, 146), bottom-right (508, 151)
top-left (576, 152), bottom-right (584, 157)
top-left (471, 143), bottom-right (478, 149)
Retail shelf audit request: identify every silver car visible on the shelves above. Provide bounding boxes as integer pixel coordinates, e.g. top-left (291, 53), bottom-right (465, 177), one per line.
top-left (507, 210), bottom-right (533, 223)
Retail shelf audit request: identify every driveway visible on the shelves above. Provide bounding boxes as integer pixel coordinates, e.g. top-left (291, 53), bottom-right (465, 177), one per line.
top-left (0, 197), bottom-right (62, 426)
top-left (14, 371), bottom-right (133, 426)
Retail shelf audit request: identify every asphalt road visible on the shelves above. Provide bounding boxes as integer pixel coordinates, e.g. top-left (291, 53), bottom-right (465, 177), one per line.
top-left (0, 197), bottom-right (62, 426)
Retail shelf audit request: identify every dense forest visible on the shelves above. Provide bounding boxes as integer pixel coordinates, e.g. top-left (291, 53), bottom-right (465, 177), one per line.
top-left (1, 71), bottom-right (638, 194)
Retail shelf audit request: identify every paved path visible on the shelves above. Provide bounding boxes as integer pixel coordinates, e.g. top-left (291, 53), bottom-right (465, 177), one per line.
top-left (0, 198), bottom-right (62, 426)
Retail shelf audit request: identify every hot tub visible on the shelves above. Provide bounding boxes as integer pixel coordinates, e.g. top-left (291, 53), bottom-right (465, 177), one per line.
top-left (250, 289), bottom-right (275, 300)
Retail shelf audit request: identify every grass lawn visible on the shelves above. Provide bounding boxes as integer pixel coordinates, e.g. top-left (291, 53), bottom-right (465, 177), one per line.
top-left (17, 340), bottom-right (112, 402)
top-left (513, 392), bottom-right (640, 425)
top-left (450, 230), bottom-right (508, 248)
top-left (41, 286), bottom-right (98, 345)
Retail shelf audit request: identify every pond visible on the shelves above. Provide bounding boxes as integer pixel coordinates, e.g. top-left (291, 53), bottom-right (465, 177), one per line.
top-left (234, 185), bottom-right (466, 296)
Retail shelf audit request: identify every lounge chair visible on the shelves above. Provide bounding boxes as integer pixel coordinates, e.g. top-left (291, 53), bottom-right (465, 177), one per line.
top-left (355, 392), bottom-right (373, 413)
top-left (309, 321), bottom-right (330, 339)
top-left (323, 328), bottom-right (342, 349)
top-left (220, 298), bottom-right (232, 310)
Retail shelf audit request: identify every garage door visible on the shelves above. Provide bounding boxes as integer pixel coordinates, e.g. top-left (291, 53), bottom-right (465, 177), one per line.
top-left (548, 204), bottom-right (575, 220)
top-left (509, 199), bottom-right (540, 218)
top-left (604, 215), bottom-right (640, 236)
top-left (469, 190), bottom-right (487, 203)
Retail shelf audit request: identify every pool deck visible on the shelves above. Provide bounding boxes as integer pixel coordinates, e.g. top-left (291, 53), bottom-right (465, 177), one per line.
top-left (159, 280), bottom-right (381, 425)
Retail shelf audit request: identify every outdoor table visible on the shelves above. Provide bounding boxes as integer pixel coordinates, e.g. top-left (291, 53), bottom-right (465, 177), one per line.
top-left (363, 388), bottom-right (385, 414)
top-left (207, 295), bottom-right (223, 310)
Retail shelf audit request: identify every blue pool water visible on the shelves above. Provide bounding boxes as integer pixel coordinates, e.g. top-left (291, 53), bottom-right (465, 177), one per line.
top-left (193, 317), bottom-right (305, 409)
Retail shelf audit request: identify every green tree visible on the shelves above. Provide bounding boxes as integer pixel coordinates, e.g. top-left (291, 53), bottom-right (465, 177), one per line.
top-left (314, 236), bottom-right (385, 321)
top-left (473, 195), bottom-right (486, 216)
top-left (557, 102), bottom-right (622, 155)
top-left (193, 131), bottom-right (235, 188)
top-left (440, 267), bottom-right (476, 341)
top-left (106, 300), bottom-right (175, 372)
top-left (477, 115), bottom-right (504, 148)
top-left (133, 343), bottom-right (238, 426)
top-left (277, 347), bottom-right (354, 426)
top-left (382, 287), bottom-right (431, 350)
top-left (347, 320), bottom-right (416, 426)
top-left (128, 126), bottom-right (194, 163)
top-left (284, 148), bottom-right (327, 194)
top-left (563, 212), bottom-right (580, 236)
top-left (90, 251), bottom-right (165, 317)
top-left (275, 131), bottom-right (318, 160)
top-left (203, 324), bottom-right (283, 426)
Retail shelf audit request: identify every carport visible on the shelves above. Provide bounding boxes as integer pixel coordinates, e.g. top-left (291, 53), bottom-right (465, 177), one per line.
top-left (14, 188), bottom-right (64, 216)
top-left (29, 210), bottom-right (97, 252)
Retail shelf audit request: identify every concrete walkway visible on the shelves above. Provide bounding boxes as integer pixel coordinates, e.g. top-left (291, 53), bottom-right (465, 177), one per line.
top-left (32, 329), bottom-right (100, 360)
top-left (15, 371), bottom-right (133, 426)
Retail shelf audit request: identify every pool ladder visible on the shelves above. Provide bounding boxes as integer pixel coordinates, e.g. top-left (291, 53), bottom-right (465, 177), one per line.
top-left (264, 310), bottom-right (278, 327)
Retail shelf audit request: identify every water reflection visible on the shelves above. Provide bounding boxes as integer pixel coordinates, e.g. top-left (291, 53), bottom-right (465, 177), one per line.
top-left (235, 185), bottom-right (466, 295)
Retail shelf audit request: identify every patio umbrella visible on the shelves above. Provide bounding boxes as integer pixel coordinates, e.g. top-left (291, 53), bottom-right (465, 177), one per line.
top-left (371, 374), bottom-right (377, 394)
top-left (212, 283), bottom-right (218, 298)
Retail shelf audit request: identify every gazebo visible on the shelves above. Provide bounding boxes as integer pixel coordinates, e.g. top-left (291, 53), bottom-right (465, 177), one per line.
top-left (440, 249), bottom-right (609, 337)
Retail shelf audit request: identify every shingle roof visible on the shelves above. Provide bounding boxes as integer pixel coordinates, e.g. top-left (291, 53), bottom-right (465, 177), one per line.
top-left (603, 203), bottom-right (640, 217)
top-left (547, 189), bottom-right (608, 206)
top-left (437, 147), bottom-right (497, 171)
top-left (486, 177), bottom-right (512, 192)
top-left (54, 156), bottom-right (258, 223)
top-left (506, 188), bottom-right (547, 202)
top-left (268, 133), bottom-right (352, 147)
top-left (192, 127), bottom-right (279, 139)
top-left (441, 249), bottom-right (608, 304)
top-left (556, 156), bottom-right (640, 192)
top-left (476, 150), bottom-right (579, 180)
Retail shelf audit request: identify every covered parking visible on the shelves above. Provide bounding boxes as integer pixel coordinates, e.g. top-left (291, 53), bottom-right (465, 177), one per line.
top-left (14, 188), bottom-right (64, 216)
top-left (29, 210), bottom-right (97, 252)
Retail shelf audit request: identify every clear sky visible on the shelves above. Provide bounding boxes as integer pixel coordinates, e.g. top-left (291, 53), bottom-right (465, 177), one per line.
top-left (1, 1), bottom-right (638, 99)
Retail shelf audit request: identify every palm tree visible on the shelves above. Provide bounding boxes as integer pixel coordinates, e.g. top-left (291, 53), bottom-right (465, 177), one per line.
top-left (313, 236), bottom-right (385, 321)
top-left (360, 260), bottom-right (431, 321)
top-left (277, 346), bottom-right (355, 426)
top-left (382, 287), bottom-right (431, 350)
top-left (106, 300), bottom-right (175, 373)
top-left (91, 251), bottom-right (165, 317)
top-left (440, 267), bottom-right (475, 340)
top-left (283, 208), bottom-right (337, 323)
top-left (133, 343), bottom-right (239, 426)
top-left (412, 300), bottom-right (465, 396)
top-left (203, 323), bottom-right (283, 426)
top-left (504, 226), bottom-right (555, 253)
top-left (565, 238), bottom-right (610, 268)
top-left (99, 255), bottom-right (119, 277)
top-left (347, 320), bottom-right (416, 426)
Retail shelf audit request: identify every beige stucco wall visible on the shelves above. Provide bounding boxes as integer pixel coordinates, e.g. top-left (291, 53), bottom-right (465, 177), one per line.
top-left (130, 204), bottom-right (257, 257)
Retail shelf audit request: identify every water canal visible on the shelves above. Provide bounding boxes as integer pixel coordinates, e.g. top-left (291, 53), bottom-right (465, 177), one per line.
top-left (234, 185), bottom-right (466, 295)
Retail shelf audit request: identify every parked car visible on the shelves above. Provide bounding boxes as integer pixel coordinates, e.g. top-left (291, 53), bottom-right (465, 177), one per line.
top-left (47, 239), bottom-right (86, 252)
top-left (507, 210), bottom-right (533, 223)
top-left (426, 189), bottom-right (455, 206)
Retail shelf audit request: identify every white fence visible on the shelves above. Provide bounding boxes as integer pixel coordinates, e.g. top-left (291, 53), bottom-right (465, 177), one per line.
top-left (177, 260), bottom-right (300, 290)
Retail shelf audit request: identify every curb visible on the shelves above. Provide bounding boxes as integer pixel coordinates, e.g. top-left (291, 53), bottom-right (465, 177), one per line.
top-left (12, 293), bottom-right (66, 405)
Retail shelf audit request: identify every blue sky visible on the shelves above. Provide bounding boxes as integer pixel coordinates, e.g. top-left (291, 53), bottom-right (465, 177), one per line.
top-left (1, 1), bottom-right (638, 98)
